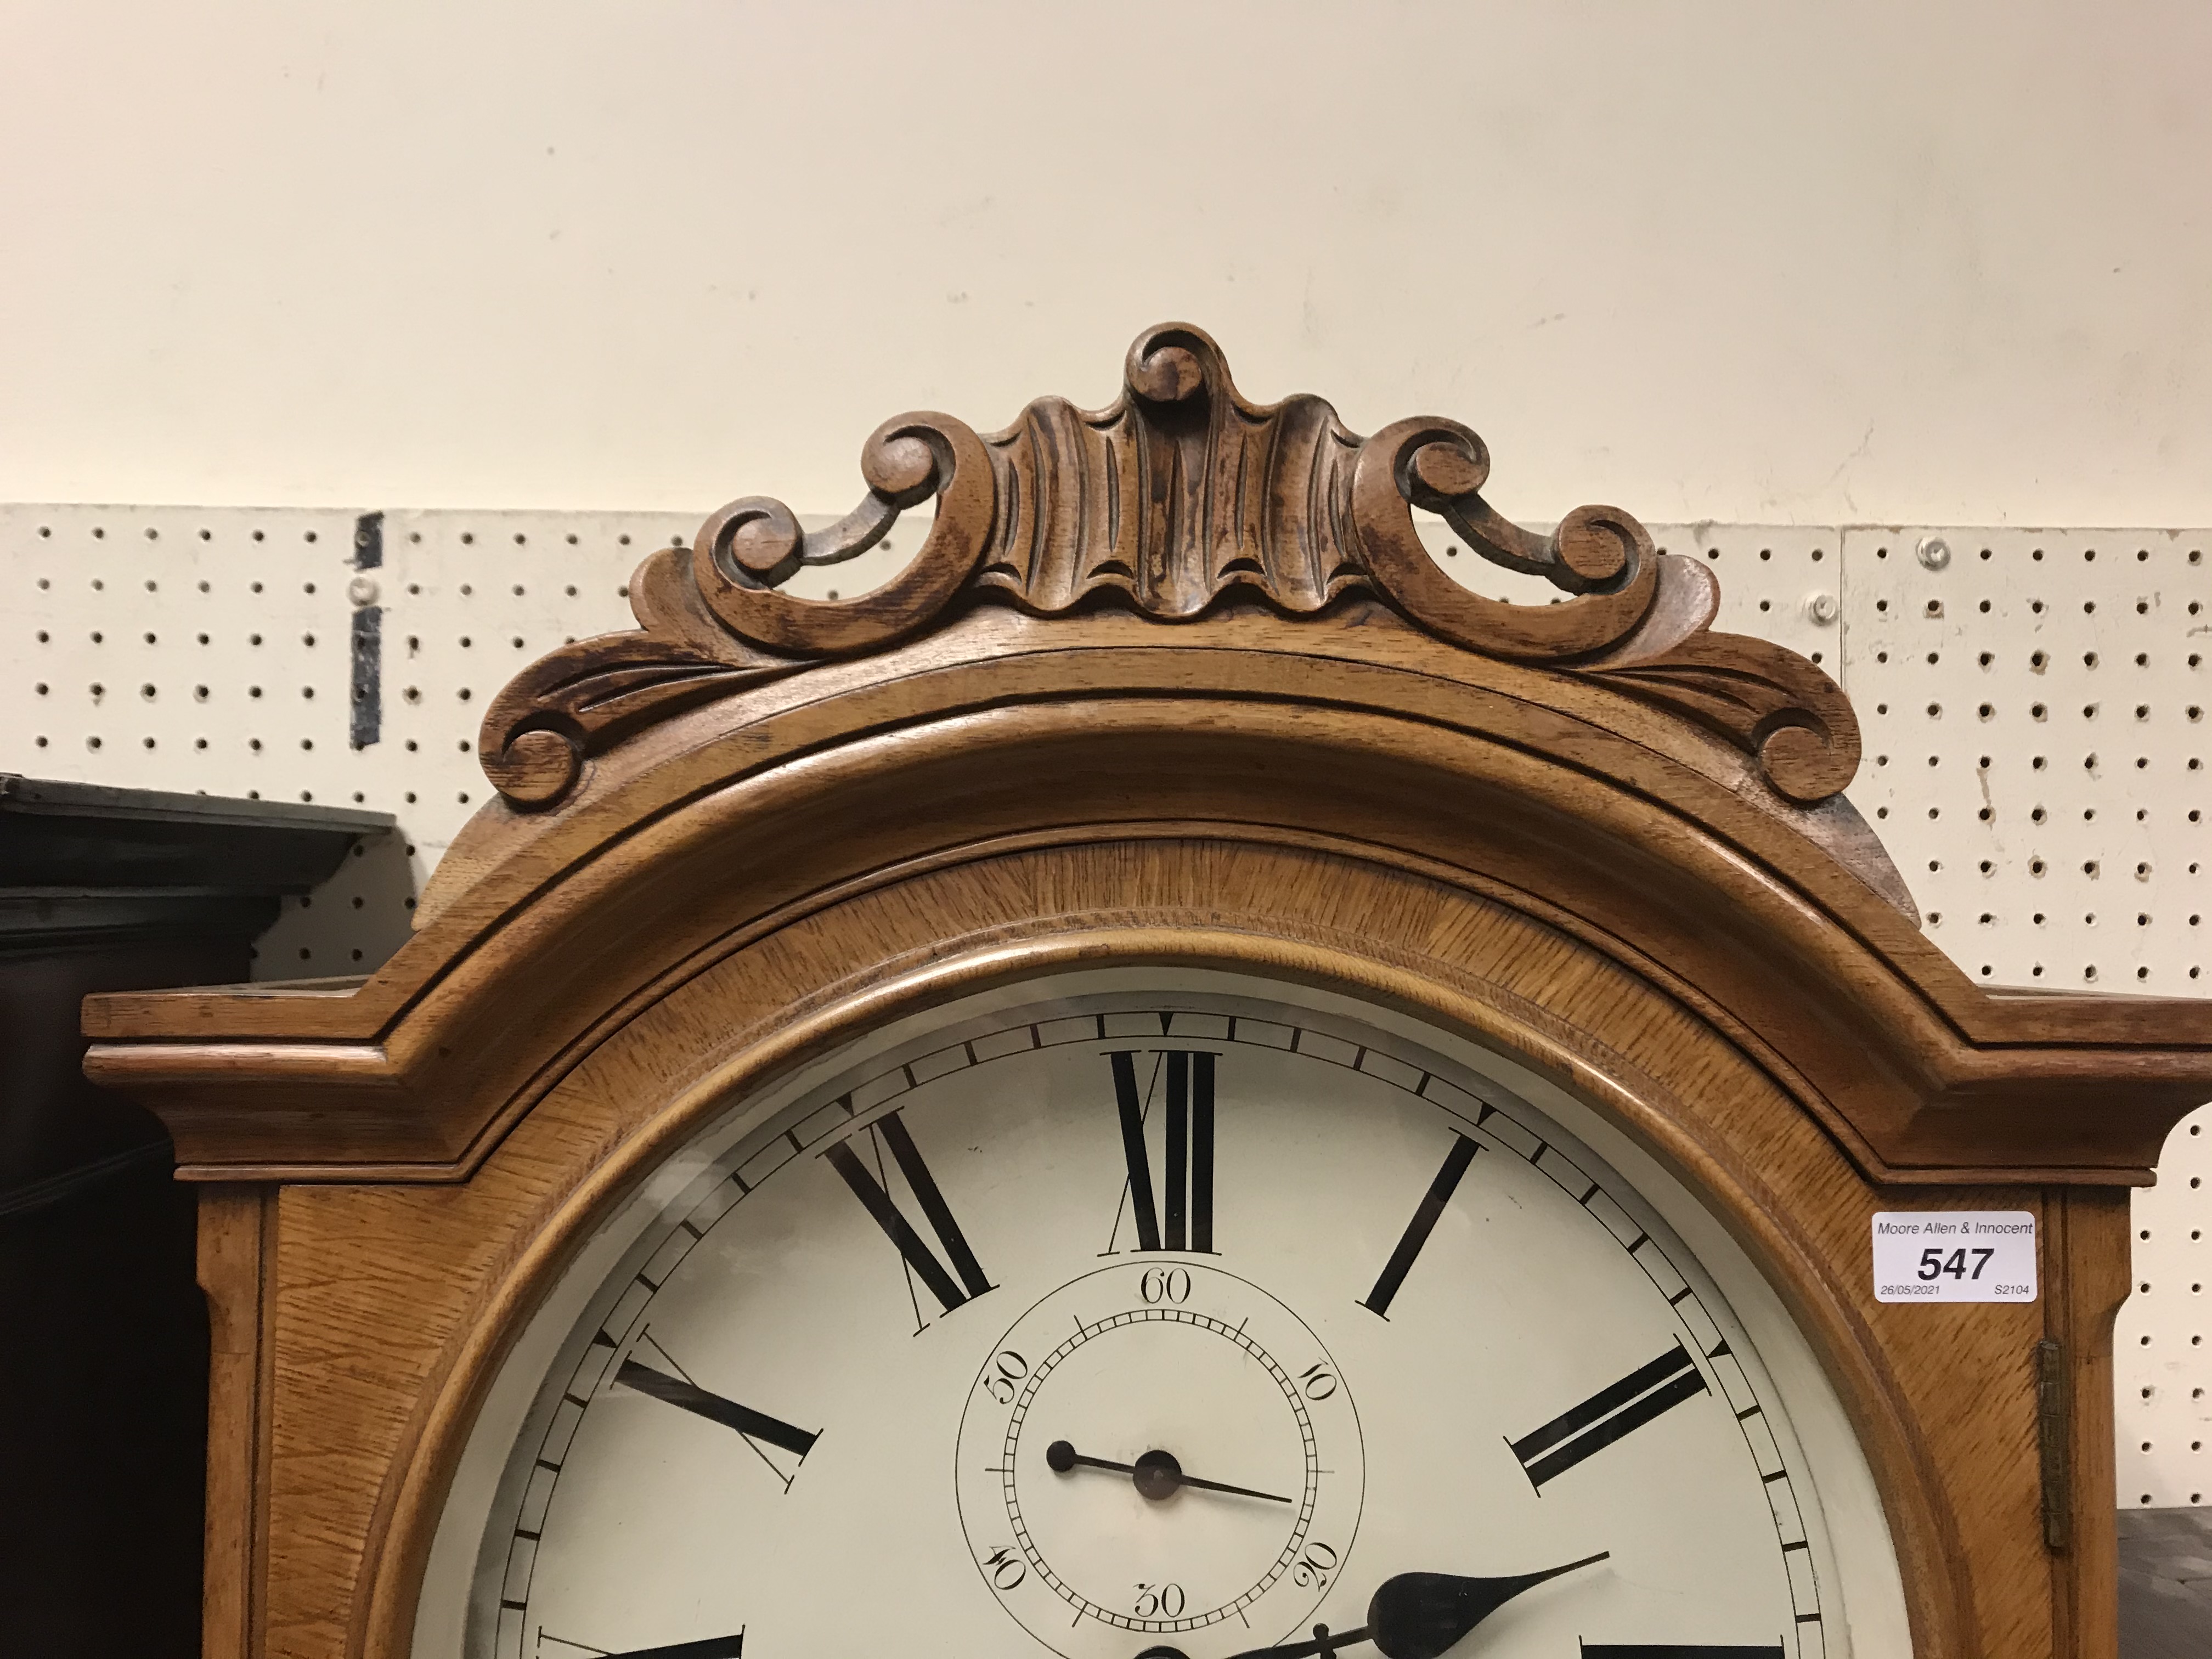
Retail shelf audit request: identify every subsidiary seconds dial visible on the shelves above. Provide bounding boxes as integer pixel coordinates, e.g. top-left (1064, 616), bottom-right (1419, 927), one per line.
top-left (956, 1263), bottom-right (1363, 1651)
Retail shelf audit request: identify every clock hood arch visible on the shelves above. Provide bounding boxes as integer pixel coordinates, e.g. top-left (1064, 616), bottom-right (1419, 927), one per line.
top-left (86, 323), bottom-right (2209, 1189)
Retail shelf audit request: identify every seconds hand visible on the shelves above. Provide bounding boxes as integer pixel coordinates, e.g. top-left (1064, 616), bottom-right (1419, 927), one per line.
top-left (1046, 1438), bottom-right (1293, 1504)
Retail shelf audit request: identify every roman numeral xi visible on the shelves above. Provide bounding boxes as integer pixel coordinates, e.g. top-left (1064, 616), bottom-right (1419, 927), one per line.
top-left (825, 1111), bottom-right (994, 1319)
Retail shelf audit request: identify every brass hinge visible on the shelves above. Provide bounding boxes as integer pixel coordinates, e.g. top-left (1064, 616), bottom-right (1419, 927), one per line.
top-left (2036, 1336), bottom-right (2070, 1553)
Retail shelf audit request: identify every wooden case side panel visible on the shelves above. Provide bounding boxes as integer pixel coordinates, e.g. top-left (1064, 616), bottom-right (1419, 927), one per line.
top-left (2050, 1186), bottom-right (2133, 1659)
top-left (262, 1167), bottom-right (568, 1659)
top-left (201, 1184), bottom-right (274, 1659)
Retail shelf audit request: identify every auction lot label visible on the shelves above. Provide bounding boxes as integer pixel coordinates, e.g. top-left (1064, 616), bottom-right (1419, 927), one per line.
top-left (1872, 1211), bottom-right (2038, 1303)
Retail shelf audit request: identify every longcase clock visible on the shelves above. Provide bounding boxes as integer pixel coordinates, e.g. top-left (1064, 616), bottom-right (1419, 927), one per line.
top-left (85, 324), bottom-right (2212, 1659)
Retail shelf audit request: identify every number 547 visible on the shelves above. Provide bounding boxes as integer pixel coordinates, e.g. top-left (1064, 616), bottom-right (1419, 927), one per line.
top-left (1918, 1246), bottom-right (1995, 1282)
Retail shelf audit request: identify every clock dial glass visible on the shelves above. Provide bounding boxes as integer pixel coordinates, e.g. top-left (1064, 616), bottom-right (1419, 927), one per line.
top-left (431, 974), bottom-right (1899, 1659)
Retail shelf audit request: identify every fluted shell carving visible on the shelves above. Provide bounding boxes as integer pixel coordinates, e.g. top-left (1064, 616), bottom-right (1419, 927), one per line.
top-left (481, 323), bottom-right (1859, 810)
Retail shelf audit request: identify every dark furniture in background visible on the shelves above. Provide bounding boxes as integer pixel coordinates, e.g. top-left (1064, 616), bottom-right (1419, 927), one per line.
top-left (0, 777), bottom-right (389, 1658)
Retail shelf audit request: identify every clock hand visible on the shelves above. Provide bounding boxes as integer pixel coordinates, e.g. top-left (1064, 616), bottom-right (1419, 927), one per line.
top-left (1044, 1438), bottom-right (1293, 1504)
top-left (1218, 1553), bottom-right (1611, 1659)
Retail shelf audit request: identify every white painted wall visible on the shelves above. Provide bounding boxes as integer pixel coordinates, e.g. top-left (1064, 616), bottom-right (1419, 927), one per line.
top-left (3, 2), bottom-right (2209, 524)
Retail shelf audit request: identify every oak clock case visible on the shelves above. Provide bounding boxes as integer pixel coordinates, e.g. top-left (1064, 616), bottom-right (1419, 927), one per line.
top-left (428, 978), bottom-right (1891, 1659)
top-left (81, 323), bottom-right (2212, 1659)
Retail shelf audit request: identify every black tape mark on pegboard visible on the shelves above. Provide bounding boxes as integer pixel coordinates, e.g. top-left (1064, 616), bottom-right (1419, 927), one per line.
top-left (351, 511), bottom-right (383, 748)
top-left (350, 605), bottom-right (382, 749)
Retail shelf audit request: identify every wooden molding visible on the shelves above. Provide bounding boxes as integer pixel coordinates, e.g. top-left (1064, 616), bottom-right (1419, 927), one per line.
top-left (478, 323), bottom-right (1859, 810)
top-left (86, 603), bottom-right (2212, 1186)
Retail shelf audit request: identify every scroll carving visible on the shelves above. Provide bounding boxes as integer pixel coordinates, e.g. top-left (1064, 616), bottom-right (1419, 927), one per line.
top-left (482, 323), bottom-right (1859, 809)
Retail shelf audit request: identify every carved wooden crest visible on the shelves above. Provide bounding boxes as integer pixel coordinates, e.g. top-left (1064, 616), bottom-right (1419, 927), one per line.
top-left (481, 324), bottom-right (1857, 811)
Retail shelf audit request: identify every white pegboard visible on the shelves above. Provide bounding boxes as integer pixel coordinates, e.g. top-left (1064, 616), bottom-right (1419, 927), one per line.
top-left (3, 504), bottom-right (2207, 1506)
top-left (1836, 526), bottom-right (2209, 1508)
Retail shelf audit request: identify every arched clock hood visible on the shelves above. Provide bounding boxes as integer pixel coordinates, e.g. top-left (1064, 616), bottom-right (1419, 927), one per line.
top-left (81, 325), bottom-right (2212, 1659)
top-left (87, 322), bottom-right (2208, 1189)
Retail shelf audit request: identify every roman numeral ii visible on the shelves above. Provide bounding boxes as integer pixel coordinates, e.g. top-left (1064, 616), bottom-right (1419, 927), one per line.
top-left (1510, 1342), bottom-right (1710, 1489)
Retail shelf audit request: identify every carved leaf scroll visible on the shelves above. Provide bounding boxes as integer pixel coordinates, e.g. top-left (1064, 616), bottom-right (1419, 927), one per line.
top-left (481, 323), bottom-right (1859, 809)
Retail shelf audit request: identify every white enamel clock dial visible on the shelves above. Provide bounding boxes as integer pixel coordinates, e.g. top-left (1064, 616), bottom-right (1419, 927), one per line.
top-left (430, 977), bottom-right (1898, 1659)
